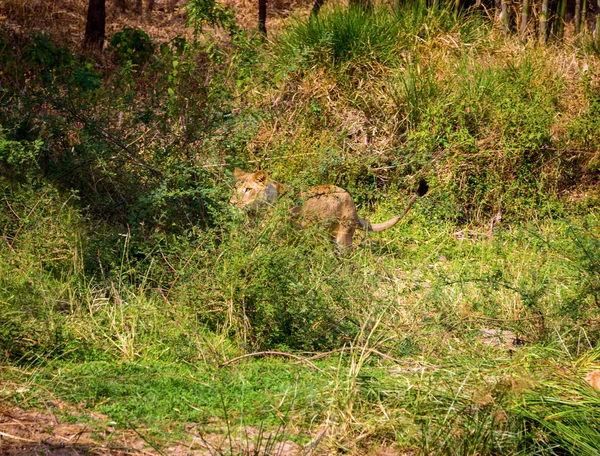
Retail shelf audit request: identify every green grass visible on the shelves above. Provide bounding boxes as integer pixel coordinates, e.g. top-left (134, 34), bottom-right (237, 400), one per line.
top-left (3, 210), bottom-right (600, 452)
top-left (2, 2), bottom-right (600, 453)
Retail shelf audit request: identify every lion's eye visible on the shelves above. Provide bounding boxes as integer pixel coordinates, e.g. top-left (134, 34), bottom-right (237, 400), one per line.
top-left (244, 188), bottom-right (251, 193)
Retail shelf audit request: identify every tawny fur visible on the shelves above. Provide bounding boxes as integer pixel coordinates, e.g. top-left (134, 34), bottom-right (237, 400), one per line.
top-left (585, 370), bottom-right (600, 391)
top-left (231, 168), bottom-right (426, 247)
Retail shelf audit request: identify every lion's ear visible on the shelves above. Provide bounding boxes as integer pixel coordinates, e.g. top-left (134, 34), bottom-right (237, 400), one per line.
top-left (253, 170), bottom-right (269, 184)
top-left (233, 168), bottom-right (247, 181)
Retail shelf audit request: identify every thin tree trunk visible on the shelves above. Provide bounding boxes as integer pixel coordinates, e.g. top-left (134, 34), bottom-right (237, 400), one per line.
top-left (310, 0), bottom-right (326, 17)
top-left (115, 0), bottom-right (127, 12)
top-left (146, 0), bottom-right (155, 20)
top-left (84, 0), bottom-right (106, 50)
top-left (135, 0), bottom-right (143, 14)
top-left (581, 0), bottom-right (587, 34)
top-left (557, 0), bottom-right (567, 38)
top-left (310, 0), bottom-right (325, 17)
top-left (575, 0), bottom-right (581, 34)
top-left (540, 0), bottom-right (549, 42)
top-left (258, 0), bottom-right (267, 35)
top-left (521, 0), bottom-right (530, 35)
top-left (501, 0), bottom-right (510, 34)
top-left (596, 0), bottom-right (600, 39)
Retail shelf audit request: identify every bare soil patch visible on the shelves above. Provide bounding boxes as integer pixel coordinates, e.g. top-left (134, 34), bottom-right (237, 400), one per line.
top-left (0, 405), bottom-right (306, 455)
top-left (1, 405), bottom-right (158, 455)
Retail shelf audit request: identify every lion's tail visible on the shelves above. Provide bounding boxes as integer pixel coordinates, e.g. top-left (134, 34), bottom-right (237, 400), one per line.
top-left (358, 179), bottom-right (428, 233)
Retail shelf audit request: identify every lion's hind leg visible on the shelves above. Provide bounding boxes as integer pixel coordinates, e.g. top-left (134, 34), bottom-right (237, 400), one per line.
top-left (335, 225), bottom-right (355, 247)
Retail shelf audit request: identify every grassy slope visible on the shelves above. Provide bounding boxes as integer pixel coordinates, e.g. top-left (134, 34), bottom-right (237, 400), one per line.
top-left (1, 1), bottom-right (600, 454)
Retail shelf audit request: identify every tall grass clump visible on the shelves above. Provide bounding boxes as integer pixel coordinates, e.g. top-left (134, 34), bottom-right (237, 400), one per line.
top-left (277, 1), bottom-right (488, 72)
top-left (510, 348), bottom-right (600, 455)
top-left (0, 135), bottom-right (83, 362)
top-left (278, 6), bottom-right (404, 69)
top-left (393, 0), bottom-right (490, 45)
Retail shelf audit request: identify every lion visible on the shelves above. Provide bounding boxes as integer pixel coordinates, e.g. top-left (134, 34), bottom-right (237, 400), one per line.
top-left (230, 168), bottom-right (428, 247)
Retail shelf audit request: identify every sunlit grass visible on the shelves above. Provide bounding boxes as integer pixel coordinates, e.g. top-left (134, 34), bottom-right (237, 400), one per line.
top-left (2, 1), bottom-right (600, 453)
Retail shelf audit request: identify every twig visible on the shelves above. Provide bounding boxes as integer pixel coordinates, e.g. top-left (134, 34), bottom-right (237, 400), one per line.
top-left (127, 420), bottom-right (167, 456)
top-left (4, 196), bottom-right (21, 220)
top-left (465, 315), bottom-right (543, 322)
top-left (0, 430), bottom-right (39, 443)
top-left (164, 240), bottom-right (205, 300)
top-left (220, 351), bottom-right (323, 372)
top-left (297, 346), bottom-right (406, 364)
top-left (9, 189), bottom-right (50, 249)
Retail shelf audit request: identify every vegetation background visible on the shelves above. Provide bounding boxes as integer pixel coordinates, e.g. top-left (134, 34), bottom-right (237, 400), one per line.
top-left (1, 0), bottom-right (600, 453)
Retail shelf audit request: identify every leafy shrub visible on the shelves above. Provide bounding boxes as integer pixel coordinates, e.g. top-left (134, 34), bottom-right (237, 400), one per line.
top-left (0, 28), bottom-right (234, 233)
top-left (109, 27), bottom-right (155, 66)
top-left (22, 32), bottom-right (75, 80)
top-left (0, 135), bottom-right (43, 182)
top-left (171, 212), bottom-right (363, 351)
top-left (554, 224), bottom-right (600, 321)
top-left (186, 0), bottom-right (239, 36)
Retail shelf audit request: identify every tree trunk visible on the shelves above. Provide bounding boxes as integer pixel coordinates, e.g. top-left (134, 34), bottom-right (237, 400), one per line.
top-left (258, 0), bottom-right (267, 35)
top-left (581, 0), bottom-right (587, 34)
top-left (596, 0), bottom-right (600, 39)
top-left (147, 0), bottom-right (155, 12)
top-left (310, 0), bottom-right (325, 17)
top-left (135, 0), bottom-right (143, 14)
top-left (84, 0), bottom-right (106, 50)
top-left (520, 0), bottom-right (530, 35)
top-left (575, 0), bottom-right (582, 34)
top-left (501, 0), bottom-right (509, 34)
top-left (557, 0), bottom-right (567, 38)
top-left (115, 0), bottom-right (127, 12)
top-left (540, 0), bottom-right (549, 42)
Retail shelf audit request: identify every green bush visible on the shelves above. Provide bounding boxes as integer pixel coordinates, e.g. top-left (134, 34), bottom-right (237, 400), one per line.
top-left (158, 207), bottom-right (378, 351)
top-left (109, 27), bottom-right (155, 66)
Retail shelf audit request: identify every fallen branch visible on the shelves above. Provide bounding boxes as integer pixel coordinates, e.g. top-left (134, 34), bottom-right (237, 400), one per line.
top-left (0, 430), bottom-right (39, 443)
top-left (220, 351), bottom-right (323, 372)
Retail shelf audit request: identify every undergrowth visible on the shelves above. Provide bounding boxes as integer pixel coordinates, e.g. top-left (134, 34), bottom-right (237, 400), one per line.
top-left (1, 1), bottom-right (600, 454)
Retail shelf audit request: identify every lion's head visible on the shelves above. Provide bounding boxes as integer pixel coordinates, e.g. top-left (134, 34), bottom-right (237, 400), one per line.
top-left (230, 168), bottom-right (281, 210)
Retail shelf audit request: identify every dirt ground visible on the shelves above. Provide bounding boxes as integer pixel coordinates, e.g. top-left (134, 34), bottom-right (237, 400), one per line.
top-left (0, 404), bottom-right (309, 455)
top-left (1, 404), bottom-right (178, 455)
top-left (0, 404), bottom-right (414, 455)
top-left (1, 405), bottom-right (148, 455)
